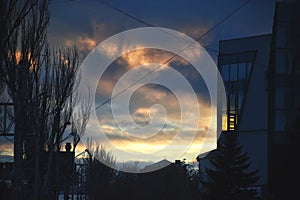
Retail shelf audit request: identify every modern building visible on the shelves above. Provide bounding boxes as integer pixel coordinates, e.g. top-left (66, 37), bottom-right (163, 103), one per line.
top-left (218, 34), bottom-right (272, 198)
top-left (267, 1), bottom-right (300, 199)
top-left (199, 1), bottom-right (300, 199)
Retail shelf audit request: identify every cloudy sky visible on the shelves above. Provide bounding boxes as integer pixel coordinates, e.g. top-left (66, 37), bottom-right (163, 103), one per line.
top-left (1, 0), bottom-right (276, 163)
top-left (48, 0), bottom-right (275, 57)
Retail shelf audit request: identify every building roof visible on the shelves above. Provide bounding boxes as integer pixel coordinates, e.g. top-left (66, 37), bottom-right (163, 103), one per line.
top-left (140, 159), bottom-right (172, 173)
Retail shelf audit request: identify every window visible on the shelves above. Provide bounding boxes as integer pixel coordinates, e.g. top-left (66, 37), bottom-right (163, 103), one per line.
top-left (294, 89), bottom-right (300, 108)
top-left (275, 87), bottom-right (293, 109)
top-left (229, 93), bottom-right (236, 111)
top-left (276, 22), bottom-right (289, 48)
top-left (219, 52), bottom-right (255, 131)
top-left (276, 4), bottom-right (294, 21)
top-left (238, 62), bottom-right (246, 80)
top-left (222, 113), bottom-right (228, 131)
top-left (221, 62), bottom-right (251, 83)
top-left (275, 87), bottom-right (285, 109)
top-left (230, 64), bottom-right (238, 81)
top-left (221, 65), bottom-right (229, 82)
top-left (246, 62), bottom-right (252, 78)
top-left (276, 49), bottom-right (293, 73)
top-left (238, 94), bottom-right (244, 109)
top-left (275, 111), bottom-right (286, 131)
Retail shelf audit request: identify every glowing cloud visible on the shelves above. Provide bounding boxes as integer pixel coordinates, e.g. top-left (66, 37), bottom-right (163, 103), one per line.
top-left (66, 36), bottom-right (97, 52)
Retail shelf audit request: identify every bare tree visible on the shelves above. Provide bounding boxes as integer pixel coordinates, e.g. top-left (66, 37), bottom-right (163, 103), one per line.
top-left (0, 1), bottom-right (50, 199)
top-left (71, 90), bottom-right (92, 152)
top-left (85, 139), bottom-right (116, 200)
top-left (0, 1), bottom-right (89, 199)
top-left (86, 138), bottom-right (116, 167)
top-left (119, 161), bottom-right (141, 172)
top-left (0, 0), bottom-right (39, 50)
top-left (41, 46), bottom-right (80, 198)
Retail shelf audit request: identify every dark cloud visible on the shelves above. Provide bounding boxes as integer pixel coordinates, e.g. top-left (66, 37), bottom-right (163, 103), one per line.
top-left (48, 0), bottom-right (275, 59)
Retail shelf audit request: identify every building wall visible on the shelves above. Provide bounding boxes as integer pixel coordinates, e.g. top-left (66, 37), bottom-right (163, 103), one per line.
top-left (201, 2), bottom-right (299, 199)
top-left (218, 35), bottom-right (271, 192)
top-left (267, 1), bottom-right (300, 199)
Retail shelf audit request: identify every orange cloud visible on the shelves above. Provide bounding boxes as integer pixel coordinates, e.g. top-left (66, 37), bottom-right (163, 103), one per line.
top-left (65, 36), bottom-right (97, 52)
top-left (0, 142), bottom-right (13, 156)
top-left (64, 21), bottom-right (117, 55)
top-left (118, 48), bottom-right (192, 70)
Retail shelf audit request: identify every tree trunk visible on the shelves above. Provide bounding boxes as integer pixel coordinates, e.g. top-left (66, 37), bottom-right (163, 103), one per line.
top-left (13, 101), bottom-right (24, 200)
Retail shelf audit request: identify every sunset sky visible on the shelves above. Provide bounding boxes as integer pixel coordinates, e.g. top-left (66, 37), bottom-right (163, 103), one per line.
top-left (0, 0), bottom-right (276, 164)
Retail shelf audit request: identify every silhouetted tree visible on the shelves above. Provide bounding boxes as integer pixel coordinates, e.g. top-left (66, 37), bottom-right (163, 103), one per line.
top-left (85, 139), bottom-right (116, 200)
top-left (0, 1), bottom-right (90, 199)
top-left (111, 167), bottom-right (139, 200)
top-left (200, 133), bottom-right (259, 200)
top-left (185, 163), bottom-right (201, 200)
top-left (0, 1), bottom-right (50, 199)
top-left (41, 46), bottom-right (80, 199)
top-left (71, 92), bottom-right (91, 152)
top-left (134, 160), bottom-right (189, 200)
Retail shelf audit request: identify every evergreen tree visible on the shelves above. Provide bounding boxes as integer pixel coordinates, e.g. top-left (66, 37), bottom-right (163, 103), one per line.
top-left (200, 133), bottom-right (259, 200)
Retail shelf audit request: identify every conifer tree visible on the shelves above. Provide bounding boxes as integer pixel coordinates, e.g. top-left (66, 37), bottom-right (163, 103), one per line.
top-left (200, 133), bottom-right (259, 200)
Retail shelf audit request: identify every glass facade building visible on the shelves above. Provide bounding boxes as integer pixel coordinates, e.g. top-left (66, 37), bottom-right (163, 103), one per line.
top-left (200, 1), bottom-right (299, 199)
top-left (218, 2), bottom-right (300, 199)
top-left (218, 35), bottom-right (272, 198)
top-left (268, 1), bottom-right (300, 199)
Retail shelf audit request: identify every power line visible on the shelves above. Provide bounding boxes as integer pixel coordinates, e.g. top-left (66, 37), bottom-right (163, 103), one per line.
top-left (91, 0), bottom-right (252, 113)
top-left (95, 0), bottom-right (219, 51)
top-left (97, 0), bottom-right (153, 27)
top-left (50, 0), bottom-right (220, 52)
top-left (194, 0), bottom-right (252, 42)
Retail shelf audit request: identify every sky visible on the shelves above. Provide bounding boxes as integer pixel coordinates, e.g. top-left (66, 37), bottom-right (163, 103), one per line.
top-left (48, 0), bottom-right (276, 58)
top-left (0, 0), bottom-right (277, 164)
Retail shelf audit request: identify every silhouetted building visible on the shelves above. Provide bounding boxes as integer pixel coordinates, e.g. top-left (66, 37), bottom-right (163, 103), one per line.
top-left (39, 143), bottom-right (75, 197)
top-left (218, 34), bottom-right (272, 198)
top-left (209, 1), bottom-right (300, 199)
top-left (136, 160), bottom-right (188, 200)
top-left (267, 1), bottom-right (300, 199)
top-left (0, 143), bottom-right (76, 199)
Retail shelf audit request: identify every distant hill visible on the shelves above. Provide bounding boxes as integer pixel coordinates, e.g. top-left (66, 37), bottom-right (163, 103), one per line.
top-left (0, 155), bottom-right (13, 163)
top-left (140, 159), bottom-right (172, 173)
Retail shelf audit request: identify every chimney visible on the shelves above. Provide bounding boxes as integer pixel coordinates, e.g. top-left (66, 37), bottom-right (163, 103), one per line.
top-left (175, 160), bottom-right (181, 164)
top-left (65, 142), bottom-right (71, 152)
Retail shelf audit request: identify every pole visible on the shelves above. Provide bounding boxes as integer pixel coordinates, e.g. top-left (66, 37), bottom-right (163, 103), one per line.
top-left (34, 95), bottom-right (40, 200)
